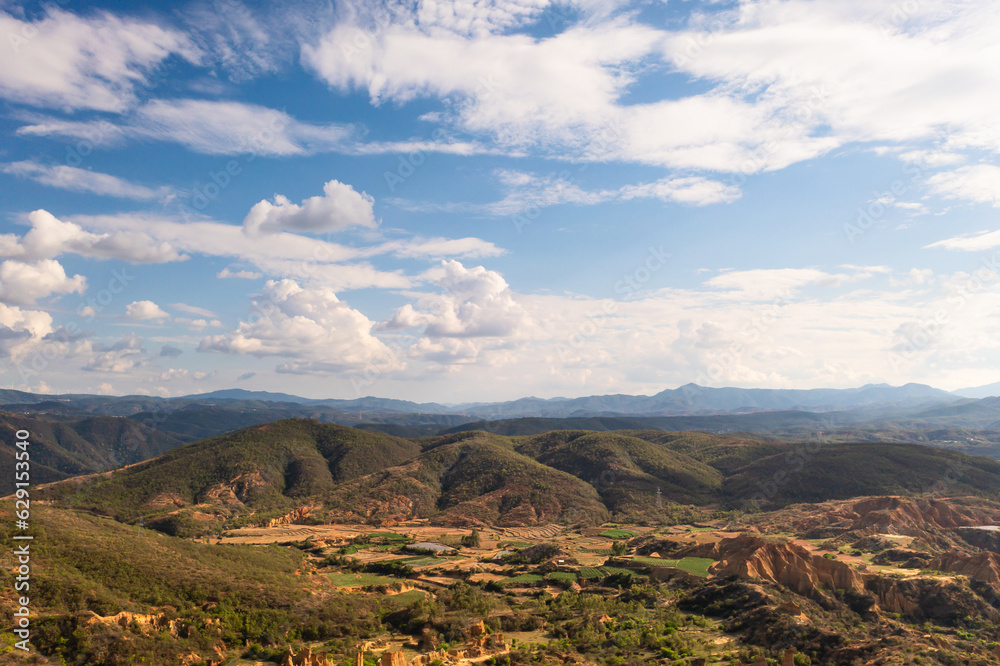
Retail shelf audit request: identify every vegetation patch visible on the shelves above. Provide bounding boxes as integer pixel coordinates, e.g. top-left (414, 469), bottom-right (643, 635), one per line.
top-left (328, 572), bottom-right (398, 587)
top-left (600, 529), bottom-right (638, 539)
top-left (501, 573), bottom-right (545, 586)
top-left (675, 557), bottom-right (715, 577)
top-left (546, 571), bottom-right (578, 583)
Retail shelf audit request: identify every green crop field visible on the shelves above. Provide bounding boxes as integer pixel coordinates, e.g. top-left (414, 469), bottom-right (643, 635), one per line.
top-left (382, 590), bottom-right (427, 606)
top-left (546, 571), bottom-right (578, 582)
top-left (626, 556), bottom-right (714, 576)
top-left (599, 529), bottom-right (637, 539)
top-left (675, 557), bottom-right (714, 577)
top-left (578, 568), bottom-right (604, 579)
top-left (599, 566), bottom-right (635, 576)
top-left (328, 573), bottom-right (398, 587)
top-left (502, 573), bottom-right (545, 586)
top-left (579, 547), bottom-right (613, 554)
top-left (631, 557), bottom-right (680, 567)
top-left (371, 532), bottom-right (411, 541)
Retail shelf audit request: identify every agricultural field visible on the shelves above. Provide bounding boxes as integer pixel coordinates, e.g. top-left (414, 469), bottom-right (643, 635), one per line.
top-left (328, 572), bottom-right (399, 587)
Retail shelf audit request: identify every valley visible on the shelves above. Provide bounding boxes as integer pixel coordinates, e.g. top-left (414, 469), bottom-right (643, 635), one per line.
top-left (5, 411), bottom-right (1000, 664)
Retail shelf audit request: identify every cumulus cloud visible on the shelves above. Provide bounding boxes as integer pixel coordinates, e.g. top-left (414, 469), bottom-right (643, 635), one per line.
top-left (0, 259), bottom-right (86, 305)
top-left (0, 303), bottom-right (54, 359)
top-left (378, 260), bottom-right (535, 365)
top-left (125, 300), bottom-right (170, 321)
top-left (199, 279), bottom-right (399, 374)
top-left (178, 317), bottom-right (223, 330)
top-left (0, 210), bottom-right (186, 264)
top-left (243, 179), bottom-right (377, 235)
top-left (0, 9), bottom-right (200, 112)
top-left (2, 161), bottom-right (171, 200)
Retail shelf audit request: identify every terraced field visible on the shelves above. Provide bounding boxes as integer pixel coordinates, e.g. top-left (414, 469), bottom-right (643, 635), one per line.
top-left (328, 572), bottom-right (399, 587)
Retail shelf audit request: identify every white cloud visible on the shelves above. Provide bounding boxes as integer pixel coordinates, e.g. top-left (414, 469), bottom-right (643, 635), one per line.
top-left (183, 0), bottom-right (288, 82)
top-left (617, 176), bottom-right (742, 206)
top-left (392, 171), bottom-right (741, 216)
top-left (217, 267), bottom-right (263, 279)
top-left (170, 303), bottom-right (217, 318)
top-left (0, 9), bottom-right (200, 112)
top-left (0, 259), bottom-right (86, 306)
top-left (125, 300), bottom-right (170, 321)
top-left (243, 179), bottom-right (377, 235)
top-left (0, 303), bottom-right (54, 359)
top-left (2, 161), bottom-right (171, 200)
top-left (72, 212), bottom-right (410, 290)
top-left (381, 260), bottom-right (534, 366)
top-left (370, 237), bottom-right (505, 260)
top-left (925, 229), bottom-right (1000, 252)
top-left (0, 210), bottom-right (186, 264)
top-left (927, 164), bottom-right (1000, 207)
top-left (705, 268), bottom-right (866, 299)
top-left (82, 333), bottom-right (146, 373)
top-left (18, 99), bottom-right (355, 156)
top-left (133, 99), bottom-right (353, 155)
top-left (178, 317), bottom-right (223, 330)
top-left (199, 279), bottom-right (399, 374)
top-left (301, 1), bottom-right (1000, 187)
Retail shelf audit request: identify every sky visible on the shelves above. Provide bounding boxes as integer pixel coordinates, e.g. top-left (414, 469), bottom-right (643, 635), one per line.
top-left (1, 0), bottom-right (1000, 402)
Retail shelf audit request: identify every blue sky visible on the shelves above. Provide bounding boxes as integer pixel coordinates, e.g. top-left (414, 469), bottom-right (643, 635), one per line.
top-left (2, 0), bottom-right (1000, 401)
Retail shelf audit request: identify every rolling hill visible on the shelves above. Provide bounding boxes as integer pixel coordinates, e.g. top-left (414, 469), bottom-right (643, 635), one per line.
top-left (513, 431), bottom-right (723, 511)
top-left (0, 412), bottom-right (184, 493)
top-left (33, 419), bottom-right (1000, 537)
top-left (46, 419), bottom-right (421, 534)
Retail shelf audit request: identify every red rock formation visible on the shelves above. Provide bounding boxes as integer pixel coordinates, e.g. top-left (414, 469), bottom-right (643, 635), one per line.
top-left (929, 550), bottom-right (1000, 585)
top-left (281, 646), bottom-right (333, 666)
top-left (381, 650), bottom-right (407, 666)
top-left (695, 534), bottom-right (865, 599)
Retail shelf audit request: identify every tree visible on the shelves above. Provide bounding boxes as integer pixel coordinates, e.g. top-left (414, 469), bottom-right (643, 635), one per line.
top-left (611, 541), bottom-right (627, 556)
top-left (462, 530), bottom-right (481, 548)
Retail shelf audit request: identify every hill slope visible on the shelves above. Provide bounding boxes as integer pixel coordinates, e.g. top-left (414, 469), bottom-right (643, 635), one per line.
top-left (47, 419), bottom-right (421, 533)
top-left (513, 431), bottom-right (723, 511)
top-left (724, 442), bottom-right (1000, 508)
top-left (325, 431), bottom-right (610, 526)
top-left (0, 412), bottom-right (184, 493)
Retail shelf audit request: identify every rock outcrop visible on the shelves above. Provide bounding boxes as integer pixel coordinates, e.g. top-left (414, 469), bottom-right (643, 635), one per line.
top-left (690, 534), bottom-right (865, 600)
top-left (281, 646), bottom-right (334, 666)
top-left (929, 550), bottom-right (1000, 585)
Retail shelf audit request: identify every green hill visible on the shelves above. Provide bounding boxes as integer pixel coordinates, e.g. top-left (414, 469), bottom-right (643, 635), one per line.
top-left (326, 431), bottom-right (610, 526)
top-left (513, 431), bottom-right (723, 511)
top-left (723, 441), bottom-right (1000, 507)
top-left (0, 505), bottom-right (379, 664)
top-left (44, 419), bottom-right (421, 533)
top-left (35, 417), bottom-right (1000, 534)
top-left (0, 412), bottom-right (185, 493)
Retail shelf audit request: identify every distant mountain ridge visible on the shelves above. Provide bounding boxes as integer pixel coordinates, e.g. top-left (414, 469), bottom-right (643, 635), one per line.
top-left (180, 382), bottom-right (960, 418)
top-left (0, 382), bottom-right (965, 422)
